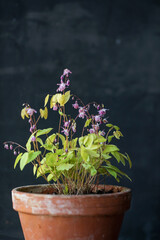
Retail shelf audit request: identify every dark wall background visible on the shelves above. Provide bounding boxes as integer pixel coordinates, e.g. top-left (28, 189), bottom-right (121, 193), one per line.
top-left (0, 0), bottom-right (160, 239)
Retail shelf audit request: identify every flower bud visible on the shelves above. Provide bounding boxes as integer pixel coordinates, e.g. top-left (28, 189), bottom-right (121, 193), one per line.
top-left (14, 151), bottom-right (17, 156)
top-left (10, 145), bottom-right (13, 150)
top-left (4, 144), bottom-right (9, 150)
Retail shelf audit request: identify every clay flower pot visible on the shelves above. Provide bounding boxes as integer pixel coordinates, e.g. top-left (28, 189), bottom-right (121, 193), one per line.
top-left (12, 184), bottom-right (131, 240)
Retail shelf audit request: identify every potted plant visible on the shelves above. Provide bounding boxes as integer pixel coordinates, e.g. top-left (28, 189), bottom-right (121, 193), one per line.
top-left (4, 69), bottom-right (132, 240)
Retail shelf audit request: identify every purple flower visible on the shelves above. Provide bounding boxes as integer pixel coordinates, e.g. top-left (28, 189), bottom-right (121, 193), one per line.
top-left (28, 119), bottom-right (32, 124)
top-left (98, 108), bottom-right (107, 117)
top-left (10, 145), bottom-right (13, 150)
top-left (92, 124), bottom-right (99, 131)
top-left (30, 127), bottom-right (33, 133)
top-left (89, 128), bottom-right (96, 134)
top-left (31, 136), bottom-right (36, 142)
top-left (60, 75), bottom-right (64, 81)
top-left (79, 107), bottom-right (86, 119)
top-left (72, 101), bottom-right (79, 109)
top-left (27, 108), bottom-right (37, 116)
top-left (100, 130), bottom-right (105, 136)
top-left (53, 104), bottom-right (58, 111)
top-left (72, 122), bottom-right (76, 133)
top-left (103, 118), bottom-right (108, 124)
top-left (61, 128), bottom-right (69, 136)
top-left (64, 121), bottom-right (70, 128)
top-left (4, 144), bottom-right (9, 150)
top-left (66, 80), bottom-right (70, 86)
top-left (94, 115), bottom-right (101, 122)
top-left (57, 80), bottom-right (66, 92)
top-left (14, 151), bottom-right (17, 156)
top-left (63, 69), bottom-right (72, 77)
top-left (97, 105), bottom-right (100, 110)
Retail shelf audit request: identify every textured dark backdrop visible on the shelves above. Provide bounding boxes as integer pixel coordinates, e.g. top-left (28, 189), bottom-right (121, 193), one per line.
top-left (0, 0), bottom-right (160, 239)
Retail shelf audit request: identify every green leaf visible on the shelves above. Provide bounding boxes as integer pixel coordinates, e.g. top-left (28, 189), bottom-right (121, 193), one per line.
top-left (84, 118), bottom-right (92, 128)
top-left (46, 134), bottom-right (56, 144)
top-left (82, 163), bottom-right (91, 170)
top-left (47, 173), bottom-right (54, 182)
top-left (20, 152), bottom-right (29, 170)
top-left (26, 133), bottom-right (35, 152)
top-left (14, 153), bottom-right (23, 169)
top-left (46, 153), bottom-right (58, 166)
top-left (27, 151), bottom-right (41, 164)
top-left (102, 153), bottom-right (112, 160)
top-left (106, 165), bottom-right (132, 181)
top-left (107, 169), bottom-right (117, 179)
top-left (103, 144), bottom-right (119, 153)
top-left (111, 151), bottom-right (122, 163)
top-left (37, 165), bottom-right (49, 178)
top-left (57, 163), bottom-right (74, 171)
top-left (113, 125), bottom-right (120, 130)
top-left (57, 133), bottom-right (65, 146)
top-left (108, 135), bottom-right (114, 143)
top-left (90, 167), bottom-right (97, 176)
top-left (33, 164), bottom-right (38, 175)
top-left (94, 136), bottom-right (106, 143)
top-left (81, 145), bottom-right (89, 162)
top-left (37, 138), bottom-right (43, 146)
top-left (44, 94), bottom-right (50, 107)
top-left (36, 128), bottom-right (53, 137)
top-left (106, 123), bottom-right (113, 128)
top-left (125, 153), bottom-right (132, 168)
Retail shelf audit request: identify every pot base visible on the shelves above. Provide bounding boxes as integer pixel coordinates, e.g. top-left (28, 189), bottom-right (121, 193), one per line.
top-left (12, 184), bottom-right (131, 240)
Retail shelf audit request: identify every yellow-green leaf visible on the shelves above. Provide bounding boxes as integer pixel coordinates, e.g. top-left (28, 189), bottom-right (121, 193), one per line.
top-left (21, 108), bottom-right (29, 119)
top-left (14, 153), bottom-right (23, 169)
top-left (57, 91), bottom-right (70, 106)
top-left (84, 118), bottom-right (92, 128)
top-left (40, 107), bottom-right (48, 119)
top-left (44, 94), bottom-right (50, 107)
top-left (50, 94), bottom-right (60, 108)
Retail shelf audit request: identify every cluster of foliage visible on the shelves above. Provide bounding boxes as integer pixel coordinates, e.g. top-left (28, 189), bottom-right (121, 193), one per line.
top-left (4, 69), bottom-right (132, 194)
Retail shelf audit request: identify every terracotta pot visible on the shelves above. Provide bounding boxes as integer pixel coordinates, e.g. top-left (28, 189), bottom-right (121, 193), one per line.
top-left (12, 184), bottom-right (131, 240)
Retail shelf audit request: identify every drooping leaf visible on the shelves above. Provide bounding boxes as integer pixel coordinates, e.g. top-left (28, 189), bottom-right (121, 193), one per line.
top-left (125, 153), bottom-right (132, 168)
top-left (33, 164), bottom-right (38, 175)
top-left (111, 151), bottom-right (121, 163)
top-left (105, 165), bottom-right (132, 181)
top-left (103, 144), bottom-right (119, 153)
top-left (107, 169), bottom-right (117, 179)
top-left (57, 133), bottom-right (65, 146)
top-left (57, 91), bottom-right (70, 106)
top-left (14, 153), bottom-right (23, 169)
top-left (20, 152), bottom-right (29, 170)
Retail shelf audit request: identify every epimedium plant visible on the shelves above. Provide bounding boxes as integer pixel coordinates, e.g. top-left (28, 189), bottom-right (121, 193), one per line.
top-left (4, 69), bottom-right (132, 195)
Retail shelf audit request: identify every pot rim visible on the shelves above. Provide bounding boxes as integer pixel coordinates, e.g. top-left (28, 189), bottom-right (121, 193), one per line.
top-left (12, 184), bottom-right (132, 216)
top-left (12, 184), bottom-right (131, 198)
